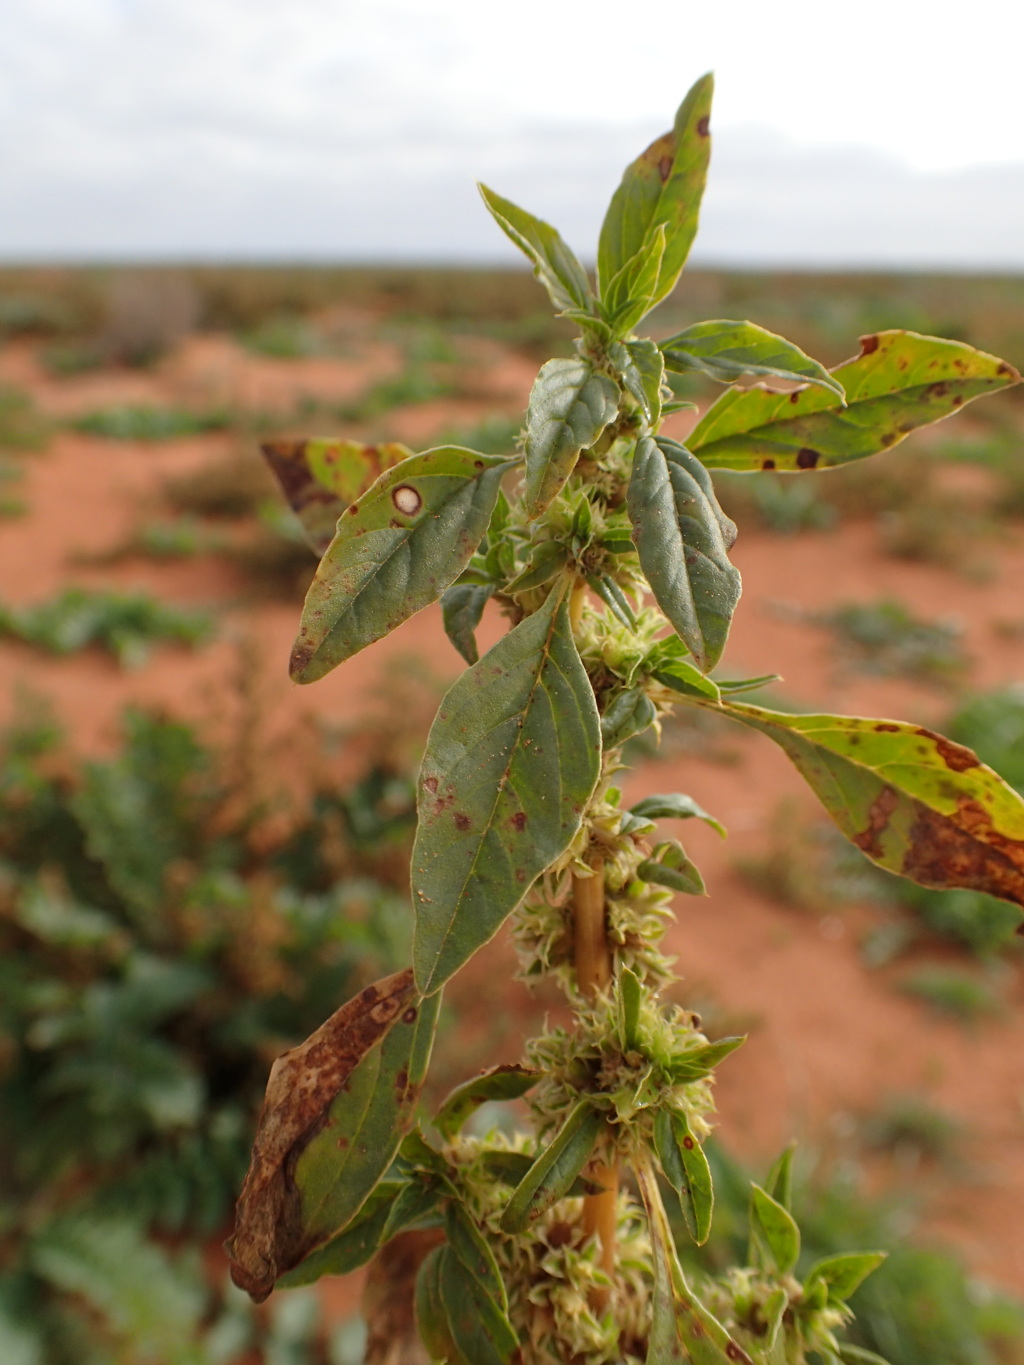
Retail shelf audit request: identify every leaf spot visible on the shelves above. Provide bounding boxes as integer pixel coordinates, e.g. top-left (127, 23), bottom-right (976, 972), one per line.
top-left (874, 723), bottom-right (900, 732)
top-left (392, 485), bottom-right (422, 516)
top-left (682, 1135), bottom-right (695, 1150)
top-left (510, 812), bottom-right (527, 832)
top-left (853, 786), bottom-right (900, 859)
top-left (860, 334), bottom-right (880, 356)
top-left (916, 727), bottom-right (981, 773)
top-left (424, 776), bottom-right (438, 794)
top-left (658, 154), bottom-right (673, 182)
top-left (696, 115), bottom-right (710, 137)
top-left (454, 812), bottom-right (471, 831)
top-left (796, 447), bottom-right (820, 469)
top-left (761, 458), bottom-right (776, 470)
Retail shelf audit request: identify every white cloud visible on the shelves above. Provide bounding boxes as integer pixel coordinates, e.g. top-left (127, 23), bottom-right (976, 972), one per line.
top-left (1, 0), bottom-right (1023, 263)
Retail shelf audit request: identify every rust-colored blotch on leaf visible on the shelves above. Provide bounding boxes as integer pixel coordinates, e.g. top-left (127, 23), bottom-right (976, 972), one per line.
top-left (225, 968), bottom-right (417, 1302)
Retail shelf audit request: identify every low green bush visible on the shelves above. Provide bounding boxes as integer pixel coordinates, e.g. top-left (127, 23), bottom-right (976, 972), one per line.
top-left (0, 700), bottom-right (416, 1363)
top-left (72, 405), bottom-right (231, 441)
top-left (0, 588), bottom-right (214, 667)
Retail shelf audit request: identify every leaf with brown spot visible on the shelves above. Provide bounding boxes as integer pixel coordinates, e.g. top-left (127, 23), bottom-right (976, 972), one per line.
top-left (261, 439), bottom-right (412, 554)
top-left (598, 73), bottom-right (714, 315)
top-left (226, 972), bottom-right (440, 1302)
top-left (291, 447), bottom-right (515, 682)
top-left (412, 585), bottom-right (601, 993)
top-left (689, 331), bottom-right (1020, 470)
top-left (713, 702), bottom-right (1024, 918)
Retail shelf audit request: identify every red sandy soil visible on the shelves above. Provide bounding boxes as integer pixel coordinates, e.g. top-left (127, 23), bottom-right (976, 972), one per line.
top-left (2, 329), bottom-right (1024, 1300)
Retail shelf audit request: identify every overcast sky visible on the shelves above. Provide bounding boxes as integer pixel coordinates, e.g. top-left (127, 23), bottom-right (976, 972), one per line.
top-left (3, 0), bottom-right (1024, 267)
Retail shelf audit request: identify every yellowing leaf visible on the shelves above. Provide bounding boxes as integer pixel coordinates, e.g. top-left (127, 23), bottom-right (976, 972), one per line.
top-left (721, 702), bottom-right (1024, 915)
top-left (598, 74), bottom-right (714, 314)
top-left (261, 439), bottom-right (412, 553)
top-left (689, 331), bottom-right (1020, 471)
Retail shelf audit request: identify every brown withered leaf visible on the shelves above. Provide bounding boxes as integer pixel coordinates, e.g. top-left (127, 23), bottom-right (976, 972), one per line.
top-left (226, 968), bottom-right (417, 1302)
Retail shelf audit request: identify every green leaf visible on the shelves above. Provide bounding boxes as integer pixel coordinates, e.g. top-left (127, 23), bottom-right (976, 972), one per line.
top-left (500, 1099), bottom-right (603, 1232)
top-left (478, 183), bottom-right (595, 316)
top-left (628, 435), bottom-right (741, 672)
top-left (636, 1160), bottom-right (754, 1365)
top-left (661, 320), bottom-right (843, 399)
top-left (716, 672), bottom-right (781, 695)
top-left (434, 1063), bottom-right (542, 1140)
top-left (413, 586), bottom-right (601, 993)
top-left (638, 840), bottom-right (706, 896)
top-left (618, 967), bottom-right (643, 1051)
top-left (653, 1108), bottom-right (715, 1244)
top-left (290, 447), bottom-right (513, 682)
top-left (400, 1125), bottom-right (451, 1176)
top-left (439, 1244), bottom-right (518, 1365)
top-left (587, 572), bottom-right (637, 629)
top-left (227, 973), bottom-right (439, 1301)
top-left (629, 792), bottom-right (725, 838)
top-left (477, 1150), bottom-right (605, 1197)
top-left (602, 222), bottom-right (667, 334)
top-left (750, 1182), bottom-right (801, 1274)
top-left (805, 1251), bottom-right (887, 1303)
top-left (444, 1203), bottom-right (507, 1311)
top-left (764, 1142), bottom-right (796, 1210)
top-left (601, 687), bottom-right (658, 749)
top-left (716, 702), bottom-right (1024, 915)
top-left (598, 74), bottom-right (714, 313)
top-left (649, 642), bottom-right (722, 704)
top-left (261, 438), bottom-right (412, 553)
top-left (275, 1181), bottom-right (405, 1287)
top-left (441, 582), bottom-right (493, 665)
top-left (504, 541), bottom-right (571, 596)
top-left (524, 358), bottom-right (620, 517)
top-left (837, 1346), bottom-right (893, 1365)
top-left (415, 1246), bottom-right (463, 1365)
top-left (614, 338), bottom-right (665, 425)
top-left (380, 1179), bottom-right (446, 1242)
top-left (689, 331), bottom-right (1020, 471)
top-left (667, 1036), bottom-right (745, 1083)
top-left (644, 1187), bottom-right (687, 1365)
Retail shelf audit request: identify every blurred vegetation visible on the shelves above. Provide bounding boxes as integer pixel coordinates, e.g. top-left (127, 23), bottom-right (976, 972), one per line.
top-left (0, 690), bottom-right (419, 1363)
top-left (676, 1143), bottom-right (1024, 1365)
top-left (809, 598), bottom-right (970, 689)
top-left (0, 588), bottom-right (214, 667)
top-left (72, 405), bottom-right (232, 441)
